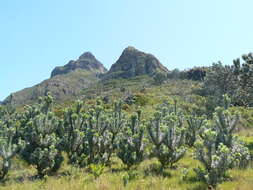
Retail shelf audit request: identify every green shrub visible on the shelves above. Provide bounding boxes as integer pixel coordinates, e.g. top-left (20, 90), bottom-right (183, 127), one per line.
top-left (59, 100), bottom-right (87, 166)
top-left (89, 164), bottom-right (105, 179)
top-left (117, 110), bottom-right (146, 169)
top-left (81, 100), bottom-right (125, 166)
top-left (185, 115), bottom-right (206, 147)
top-left (147, 103), bottom-right (186, 168)
top-left (0, 115), bottom-right (24, 180)
top-left (134, 93), bottom-right (150, 106)
top-left (194, 95), bottom-right (250, 187)
top-left (20, 94), bottom-right (63, 178)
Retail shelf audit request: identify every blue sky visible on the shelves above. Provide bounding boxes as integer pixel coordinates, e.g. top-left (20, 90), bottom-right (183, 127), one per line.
top-left (1, 0), bottom-right (253, 100)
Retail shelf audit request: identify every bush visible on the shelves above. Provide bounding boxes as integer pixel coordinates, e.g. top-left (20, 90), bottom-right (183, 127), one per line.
top-left (59, 100), bottom-right (88, 166)
top-left (147, 103), bottom-right (186, 168)
top-left (80, 100), bottom-right (125, 166)
top-left (194, 95), bottom-right (250, 187)
top-left (89, 164), bottom-right (105, 179)
top-left (117, 110), bottom-right (146, 169)
top-left (197, 53), bottom-right (253, 107)
top-left (20, 94), bottom-right (63, 178)
top-left (153, 72), bottom-right (167, 85)
top-left (195, 133), bottom-right (236, 187)
top-left (0, 113), bottom-right (24, 180)
top-left (185, 115), bottom-right (206, 147)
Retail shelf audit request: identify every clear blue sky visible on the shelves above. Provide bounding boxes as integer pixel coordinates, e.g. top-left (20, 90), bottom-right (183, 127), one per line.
top-left (1, 0), bottom-right (253, 100)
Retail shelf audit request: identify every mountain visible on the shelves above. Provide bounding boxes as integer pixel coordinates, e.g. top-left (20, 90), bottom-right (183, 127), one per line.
top-left (103, 46), bottom-right (169, 79)
top-left (3, 47), bottom-right (169, 106)
top-left (3, 52), bottom-right (107, 106)
top-left (51, 52), bottom-right (107, 78)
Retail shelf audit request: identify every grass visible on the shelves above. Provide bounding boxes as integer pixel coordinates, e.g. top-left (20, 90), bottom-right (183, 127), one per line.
top-left (2, 148), bottom-right (253, 190)
top-left (3, 77), bottom-right (253, 189)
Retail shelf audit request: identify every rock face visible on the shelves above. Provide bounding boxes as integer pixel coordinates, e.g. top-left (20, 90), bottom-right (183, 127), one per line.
top-left (104, 46), bottom-right (169, 79)
top-left (51, 52), bottom-right (107, 78)
top-left (3, 47), bottom-right (169, 106)
top-left (3, 52), bottom-right (107, 106)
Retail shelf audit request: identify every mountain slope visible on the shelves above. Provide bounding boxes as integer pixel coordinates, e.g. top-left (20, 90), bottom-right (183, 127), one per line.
top-left (103, 46), bottom-right (169, 79)
top-left (51, 52), bottom-right (107, 78)
top-left (3, 52), bottom-right (107, 106)
top-left (3, 47), bottom-right (169, 106)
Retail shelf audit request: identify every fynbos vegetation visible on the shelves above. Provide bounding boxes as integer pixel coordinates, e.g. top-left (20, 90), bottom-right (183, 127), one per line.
top-left (0, 49), bottom-right (253, 190)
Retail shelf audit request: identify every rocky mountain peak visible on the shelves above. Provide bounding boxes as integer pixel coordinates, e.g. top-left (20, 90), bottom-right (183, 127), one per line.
top-left (123, 46), bottom-right (136, 52)
top-left (79, 52), bottom-right (96, 59)
top-left (51, 52), bottom-right (107, 78)
top-left (104, 46), bottom-right (169, 79)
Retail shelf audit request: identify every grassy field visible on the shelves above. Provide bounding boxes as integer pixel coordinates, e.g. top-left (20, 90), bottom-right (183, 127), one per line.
top-left (1, 145), bottom-right (253, 190)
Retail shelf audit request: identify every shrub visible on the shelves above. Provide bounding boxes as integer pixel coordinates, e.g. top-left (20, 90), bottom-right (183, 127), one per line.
top-left (213, 95), bottom-right (240, 148)
top-left (89, 164), bottom-right (105, 179)
top-left (20, 94), bottom-right (63, 178)
top-left (117, 110), bottom-right (146, 169)
top-left (194, 95), bottom-right (250, 187)
top-left (122, 170), bottom-right (140, 187)
top-left (195, 132), bottom-right (236, 187)
top-left (59, 100), bottom-right (88, 166)
top-left (186, 67), bottom-right (206, 81)
top-left (147, 103), bottom-right (186, 168)
top-left (185, 115), bottom-right (206, 147)
top-left (82, 100), bottom-right (125, 166)
top-left (0, 115), bottom-right (24, 180)
top-left (197, 53), bottom-right (253, 107)
top-left (153, 72), bottom-right (167, 85)
top-left (105, 101), bottom-right (125, 164)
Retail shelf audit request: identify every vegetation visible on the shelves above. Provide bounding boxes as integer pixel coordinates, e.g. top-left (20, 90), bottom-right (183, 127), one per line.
top-left (20, 95), bottom-right (63, 178)
top-left (117, 110), bottom-right (145, 169)
top-left (0, 51), bottom-right (253, 189)
top-left (147, 103), bottom-right (186, 168)
top-left (0, 114), bottom-right (23, 180)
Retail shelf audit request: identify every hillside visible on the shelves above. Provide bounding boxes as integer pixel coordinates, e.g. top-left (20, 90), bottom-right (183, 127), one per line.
top-left (3, 47), bottom-right (170, 106)
top-left (3, 52), bottom-right (107, 106)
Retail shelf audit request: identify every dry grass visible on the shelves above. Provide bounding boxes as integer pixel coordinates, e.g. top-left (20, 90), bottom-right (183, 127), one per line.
top-left (2, 150), bottom-right (252, 190)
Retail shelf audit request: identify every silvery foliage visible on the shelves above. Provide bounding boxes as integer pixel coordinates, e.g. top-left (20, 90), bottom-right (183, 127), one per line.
top-left (117, 110), bottom-right (146, 168)
top-left (82, 100), bottom-right (124, 166)
top-left (185, 115), bottom-right (206, 147)
top-left (230, 139), bottom-right (251, 169)
top-left (213, 95), bottom-right (239, 148)
top-left (194, 129), bottom-right (236, 186)
top-left (105, 101), bottom-right (125, 164)
top-left (21, 94), bottom-right (63, 178)
top-left (195, 95), bottom-right (250, 186)
top-left (0, 109), bottom-right (24, 180)
top-left (213, 95), bottom-right (250, 167)
top-left (59, 100), bottom-right (88, 166)
top-left (147, 101), bottom-right (186, 168)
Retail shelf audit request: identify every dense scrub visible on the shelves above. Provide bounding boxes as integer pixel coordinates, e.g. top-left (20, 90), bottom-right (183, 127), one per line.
top-left (1, 52), bottom-right (253, 189)
top-left (0, 91), bottom-right (252, 190)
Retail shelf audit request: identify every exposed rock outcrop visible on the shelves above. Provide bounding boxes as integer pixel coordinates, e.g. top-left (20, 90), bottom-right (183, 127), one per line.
top-left (51, 52), bottom-right (107, 78)
top-left (104, 46), bottom-right (169, 79)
